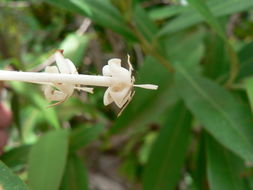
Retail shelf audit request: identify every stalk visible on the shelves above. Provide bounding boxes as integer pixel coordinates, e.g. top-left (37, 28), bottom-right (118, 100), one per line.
top-left (0, 70), bottom-right (112, 87)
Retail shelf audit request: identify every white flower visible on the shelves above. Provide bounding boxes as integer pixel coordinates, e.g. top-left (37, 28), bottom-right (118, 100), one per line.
top-left (0, 52), bottom-right (158, 115)
top-left (102, 55), bottom-right (158, 112)
top-left (44, 51), bottom-right (93, 106)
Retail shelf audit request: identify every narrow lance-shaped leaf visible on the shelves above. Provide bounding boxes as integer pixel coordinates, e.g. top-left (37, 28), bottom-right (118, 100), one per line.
top-left (186, 0), bottom-right (238, 84)
top-left (175, 64), bottom-right (253, 163)
top-left (206, 134), bottom-right (245, 190)
top-left (0, 145), bottom-right (31, 171)
top-left (187, 0), bottom-right (225, 39)
top-left (133, 5), bottom-right (158, 42)
top-left (0, 161), bottom-right (29, 190)
top-left (44, 0), bottom-right (135, 40)
top-left (237, 41), bottom-right (253, 79)
top-left (158, 0), bottom-right (253, 36)
top-left (192, 134), bottom-right (208, 190)
top-left (10, 93), bottom-right (22, 139)
top-left (143, 101), bottom-right (192, 190)
top-left (60, 153), bottom-right (89, 190)
top-left (70, 0), bottom-right (135, 40)
top-left (148, 5), bottom-right (187, 20)
top-left (244, 77), bottom-right (253, 113)
top-left (10, 82), bottom-right (60, 129)
top-left (70, 124), bottom-right (104, 152)
top-left (28, 129), bottom-right (69, 190)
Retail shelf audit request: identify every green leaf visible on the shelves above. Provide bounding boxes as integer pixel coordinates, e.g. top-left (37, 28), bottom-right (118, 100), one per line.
top-left (60, 154), bottom-right (89, 190)
top-left (244, 77), bottom-right (253, 112)
top-left (245, 175), bottom-right (253, 190)
top-left (148, 5), bottom-right (187, 20)
top-left (10, 93), bottom-right (22, 139)
top-left (237, 41), bottom-right (253, 79)
top-left (206, 40), bottom-right (253, 82)
top-left (42, 0), bottom-right (84, 15)
top-left (10, 82), bottom-right (60, 129)
top-left (175, 65), bottom-right (253, 163)
top-left (166, 30), bottom-right (205, 69)
top-left (0, 161), bottom-right (29, 190)
top-left (203, 34), bottom-right (230, 80)
top-left (191, 134), bottom-right (208, 190)
top-left (45, 0), bottom-right (135, 40)
top-left (187, 0), bottom-right (225, 39)
top-left (186, 0), bottom-right (238, 84)
top-left (28, 130), bottom-right (69, 190)
top-left (70, 124), bottom-right (104, 152)
top-left (158, 0), bottom-right (253, 36)
top-left (143, 102), bottom-right (192, 190)
top-left (206, 135), bottom-right (245, 190)
top-left (133, 5), bottom-right (158, 42)
top-left (0, 145), bottom-right (31, 171)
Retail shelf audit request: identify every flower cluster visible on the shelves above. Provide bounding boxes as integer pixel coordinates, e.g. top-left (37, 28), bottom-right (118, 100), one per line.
top-left (0, 52), bottom-right (158, 115)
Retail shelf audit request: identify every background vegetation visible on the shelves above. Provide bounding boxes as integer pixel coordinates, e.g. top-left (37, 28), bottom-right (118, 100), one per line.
top-left (1, 0), bottom-right (253, 189)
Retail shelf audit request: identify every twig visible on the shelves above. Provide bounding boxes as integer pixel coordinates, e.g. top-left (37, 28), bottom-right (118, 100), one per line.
top-left (76, 18), bottom-right (92, 36)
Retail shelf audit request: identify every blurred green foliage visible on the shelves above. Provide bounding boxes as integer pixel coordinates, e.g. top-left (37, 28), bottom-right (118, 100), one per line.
top-left (0, 0), bottom-right (253, 190)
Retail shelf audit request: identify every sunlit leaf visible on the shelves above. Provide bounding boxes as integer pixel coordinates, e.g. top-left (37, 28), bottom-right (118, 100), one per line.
top-left (60, 33), bottom-right (90, 67)
top-left (0, 161), bottom-right (29, 190)
top-left (10, 82), bottom-right (60, 129)
top-left (28, 130), bottom-right (69, 190)
top-left (159, 0), bottom-right (253, 36)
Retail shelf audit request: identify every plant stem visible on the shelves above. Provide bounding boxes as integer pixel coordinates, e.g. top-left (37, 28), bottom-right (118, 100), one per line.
top-left (130, 24), bottom-right (174, 73)
top-left (0, 70), bottom-right (112, 87)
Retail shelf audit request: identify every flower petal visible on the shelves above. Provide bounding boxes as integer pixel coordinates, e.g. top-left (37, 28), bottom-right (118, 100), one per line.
top-left (65, 59), bottom-right (78, 74)
top-left (55, 52), bottom-right (73, 74)
top-left (44, 85), bottom-right (67, 101)
top-left (110, 87), bottom-right (132, 108)
top-left (103, 88), bottom-right (113, 106)
top-left (55, 83), bottom-right (74, 97)
top-left (108, 64), bottom-right (131, 84)
top-left (102, 65), bottom-right (111, 76)
top-left (108, 58), bottom-right (121, 67)
top-left (45, 66), bottom-right (59, 73)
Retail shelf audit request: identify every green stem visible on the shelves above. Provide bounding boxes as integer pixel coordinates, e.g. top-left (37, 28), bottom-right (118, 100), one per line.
top-left (225, 43), bottom-right (239, 87)
top-left (132, 26), bottom-right (174, 73)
